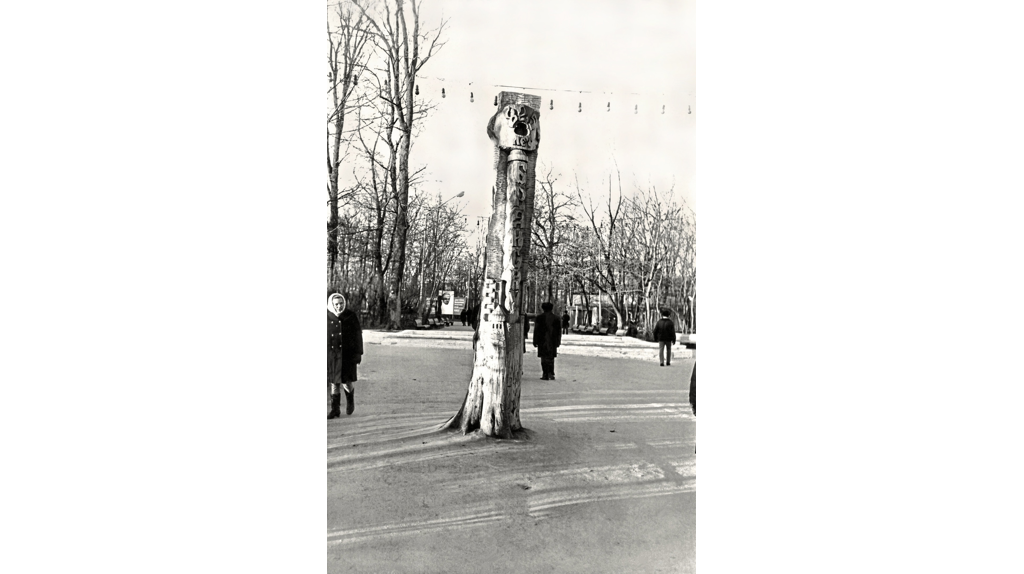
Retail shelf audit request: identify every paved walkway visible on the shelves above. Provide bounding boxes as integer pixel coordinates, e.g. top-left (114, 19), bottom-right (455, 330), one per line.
top-left (328, 345), bottom-right (696, 573)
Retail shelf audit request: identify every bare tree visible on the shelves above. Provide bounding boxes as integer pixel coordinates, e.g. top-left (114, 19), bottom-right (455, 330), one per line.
top-left (530, 165), bottom-right (577, 307)
top-left (327, 1), bottom-right (371, 284)
top-left (621, 184), bottom-right (684, 336)
top-left (660, 205), bottom-right (696, 333)
top-left (575, 170), bottom-right (631, 330)
top-left (352, 0), bottom-right (446, 329)
top-left (347, 62), bottom-right (430, 326)
top-left (351, 100), bottom-right (402, 324)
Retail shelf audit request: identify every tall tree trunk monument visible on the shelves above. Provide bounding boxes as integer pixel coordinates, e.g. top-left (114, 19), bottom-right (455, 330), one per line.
top-left (442, 91), bottom-right (542, 438)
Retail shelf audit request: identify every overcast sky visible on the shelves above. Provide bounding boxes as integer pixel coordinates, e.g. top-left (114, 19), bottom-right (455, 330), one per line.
top-left (342, 0), bottom-right (695, 220)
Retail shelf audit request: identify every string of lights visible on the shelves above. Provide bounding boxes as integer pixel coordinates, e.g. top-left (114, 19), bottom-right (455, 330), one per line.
top-left (398, 75), bottom-right (694, 115)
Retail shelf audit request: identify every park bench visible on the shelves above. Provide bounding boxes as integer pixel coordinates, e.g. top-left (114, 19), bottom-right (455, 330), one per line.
top-left (412, 318), bottom-right (430, 330)
top-left (681, 334), bottom-right (696, 350)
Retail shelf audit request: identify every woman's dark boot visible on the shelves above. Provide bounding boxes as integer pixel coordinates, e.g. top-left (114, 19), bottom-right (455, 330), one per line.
top-left (345, 389), bottom-right (355, 415)
top-left (328, 394), bottom-right (341, 419)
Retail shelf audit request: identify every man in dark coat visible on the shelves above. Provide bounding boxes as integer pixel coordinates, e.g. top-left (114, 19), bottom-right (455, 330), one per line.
top-left (532, 302), bottom-right (562, 380)
top-left (652, 308), bottom-right (677, 367)
top-left (561, 310), bottom-right (571, 335)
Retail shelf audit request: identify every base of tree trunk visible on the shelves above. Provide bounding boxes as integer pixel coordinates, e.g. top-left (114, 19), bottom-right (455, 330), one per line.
top-left (441, 320), bottom-right (526, 438)
top-left (436, 424), bottom-right (534, 442)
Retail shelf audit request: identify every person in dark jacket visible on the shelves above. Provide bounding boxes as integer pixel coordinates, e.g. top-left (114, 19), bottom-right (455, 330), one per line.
top-left (652, 308), bottom-right (677, 367)
top-left (561, 311), bottom-right (570, 335)
top-left (532, 302), bottom-right (563, 380)
top-left (327, 293), bottom-right (346, 419)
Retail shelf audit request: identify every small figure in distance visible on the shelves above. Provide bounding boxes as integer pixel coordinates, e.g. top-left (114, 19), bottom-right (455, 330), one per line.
top-left (561, 310), bottom-right (571, 335)
top-left (532, 302), bottom-right (562, 380)
top-left (653, 308), bottom-right (677, 367)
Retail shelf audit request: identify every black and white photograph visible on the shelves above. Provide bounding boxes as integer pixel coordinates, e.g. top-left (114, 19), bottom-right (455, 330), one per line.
top-left (5, 0), bottom-right (1024, 572)
top-left (325, 0), bottom-right (696, 571)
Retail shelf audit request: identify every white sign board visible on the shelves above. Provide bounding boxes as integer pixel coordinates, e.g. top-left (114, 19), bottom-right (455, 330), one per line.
top-left (439, 290), bottom-right (455, 315)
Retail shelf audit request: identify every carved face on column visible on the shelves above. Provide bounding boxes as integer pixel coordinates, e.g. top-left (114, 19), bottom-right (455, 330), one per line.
top-left (487, 104), bottom-right (540, 151)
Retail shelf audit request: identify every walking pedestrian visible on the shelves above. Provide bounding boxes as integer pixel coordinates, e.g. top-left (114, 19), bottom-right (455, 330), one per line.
top-left (327, 293), bottom-right (345, 419)
top-left (532, 302), bottom-right (562, 380)
top-left (561, 310), bottom-right (570, 335)
top-left (653, 308), bottom-right (677, 367)
top-left (460, 308), bottom-right (467, 326)
top-left (327, 293), bottom-right (362, 418)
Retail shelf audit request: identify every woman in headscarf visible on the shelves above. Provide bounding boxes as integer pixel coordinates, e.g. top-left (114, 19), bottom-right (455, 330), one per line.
top-left (328, 292), bottom-right (363, 419)
top-left (327, 293), bottom-right (347, 419)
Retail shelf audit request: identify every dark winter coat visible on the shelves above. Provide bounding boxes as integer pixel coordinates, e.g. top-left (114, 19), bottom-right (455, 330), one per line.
top-left (328, 310), bottom-right (344, 387)
top-left (561, 313), bottom-right (570, 328)
top-left (338, 309), bottom-right (363, 383)
top-left (470, 305), bottom-right (480, 330)
top-left (532, 310), bottom-right (562, 358)
top-left (653, 318), bottom-right (677, 343)
top-left (328, 310), bottom-right (343, 354)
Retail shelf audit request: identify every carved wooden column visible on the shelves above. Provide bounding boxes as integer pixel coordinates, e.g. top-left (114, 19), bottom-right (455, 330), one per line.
top-left (442, 91), bottom-right (541, 438)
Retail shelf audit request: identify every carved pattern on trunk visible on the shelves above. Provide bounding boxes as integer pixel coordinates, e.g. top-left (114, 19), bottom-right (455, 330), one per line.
top-left (442, 92), bottom-right (541, 438)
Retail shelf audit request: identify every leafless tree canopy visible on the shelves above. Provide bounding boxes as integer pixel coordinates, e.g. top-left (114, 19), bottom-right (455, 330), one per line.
top-left (326, 0), bottom-right (695, 335)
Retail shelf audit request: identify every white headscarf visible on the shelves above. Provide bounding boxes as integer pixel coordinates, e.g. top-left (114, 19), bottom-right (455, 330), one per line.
top-left (328, 293), bottom-right (346, 317)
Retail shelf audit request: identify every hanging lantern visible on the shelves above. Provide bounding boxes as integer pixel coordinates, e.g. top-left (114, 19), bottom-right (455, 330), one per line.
top-left (549, 99), bottom-right (553, 110)
top-left (470, 92), bottom-right (474, 103)
top-left (578, 102), bottom-right (582, 113)
top-left (493, 95), bottom-right (498, 106)
top-left (415, 85), bottom-right (419, 96)
top-left (441, 88), bottom-right (445, 98)
top-left (634, 104), bottom-right (638, 114)
top-left (662, 105), bottom-right (666, 114)
top-left (607, 102), bottom-right (611, 112)
top-left (688, 105), bottom-right (692, 114)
